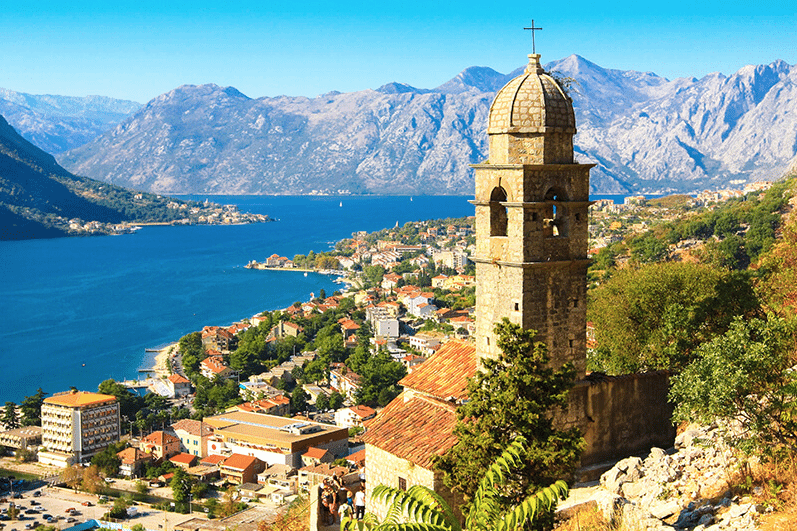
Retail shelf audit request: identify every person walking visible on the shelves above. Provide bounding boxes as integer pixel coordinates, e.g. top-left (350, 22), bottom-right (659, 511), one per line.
top-left (354, 486), bottom-right (366, 520)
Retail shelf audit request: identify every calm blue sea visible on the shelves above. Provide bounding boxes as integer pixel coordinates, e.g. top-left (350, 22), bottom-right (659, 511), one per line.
top-left (0, 195), bottom-right (476, 403)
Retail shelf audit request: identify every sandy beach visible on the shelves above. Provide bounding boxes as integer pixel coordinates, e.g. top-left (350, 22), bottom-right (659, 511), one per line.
top-left (150, 343), bottom-right (177, 378)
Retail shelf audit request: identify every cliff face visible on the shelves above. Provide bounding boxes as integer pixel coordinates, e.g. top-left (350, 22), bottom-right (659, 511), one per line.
top-left (52, 56), bottom-right (797, 195)
top-left (0, 88), bottom-right (141, 154)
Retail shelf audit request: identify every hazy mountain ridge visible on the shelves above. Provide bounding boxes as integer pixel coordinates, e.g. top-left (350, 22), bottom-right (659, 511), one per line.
top-left (0, 88), bottom-right (141, 154)
top-left (56, 55), bottom-right (797, 195)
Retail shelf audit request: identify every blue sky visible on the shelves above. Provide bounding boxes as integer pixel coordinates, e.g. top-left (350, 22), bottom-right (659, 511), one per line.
top-left (2, 0), bottom-right (795, 103)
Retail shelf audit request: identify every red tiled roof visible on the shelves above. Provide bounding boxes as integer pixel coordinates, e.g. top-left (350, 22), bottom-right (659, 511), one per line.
top-left (363, 393), bottom-right (458, 469)
top-left (141, 431), bottom-right (180, 446)
top-left (222, 453), bottom-right (259, 471)
top-left (168, 374), bottom-right (190, 384)
top-left (117, 447), bottom-right (151, 464)
top-left (349, 405), bottom-right (376, 419)
top-left (346, 448), bottom-right (366, 466)
top-left (303, 447), bottom-right (329, 459)
top-left (200, 454), bottom-right (226, 466)
top-left (169, 453), bottom-right (197, 465)
top-left (171, 419), bottom-right (213, 437)
top-left (399, 340), bottom-right (476, 401)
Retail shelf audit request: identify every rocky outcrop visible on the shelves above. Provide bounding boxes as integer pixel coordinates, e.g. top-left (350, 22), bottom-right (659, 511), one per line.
top-left (562, 423), bottom-right (765, 530)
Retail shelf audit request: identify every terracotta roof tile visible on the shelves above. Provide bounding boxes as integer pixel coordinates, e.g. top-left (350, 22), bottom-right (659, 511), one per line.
top-left (142, 431), bottom-right (180, 446)
top-left (363, 393), bottom-right (458, 469)
top-left (399, 340), bottom-right (476, 401)
top-left (171, 419), bottom-right (213, 437)
top-left (170, 453), bottom-right (197, 465)
top-left (303, 447), bottom-right (329, 459)
top-left (222, 453), bottom-right (259, 471)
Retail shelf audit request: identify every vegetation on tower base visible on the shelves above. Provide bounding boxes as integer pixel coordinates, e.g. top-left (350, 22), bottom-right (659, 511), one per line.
top-left (435, 319), bottom-right (583, 531)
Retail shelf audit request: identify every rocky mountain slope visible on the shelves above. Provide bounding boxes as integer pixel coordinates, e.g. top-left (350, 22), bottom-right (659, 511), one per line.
top-left (0, 88), bottom-right (141, 154)
top-left (0, 114), bottom-right (255, 240)
top-left (57, 56), bottom-right (797, 195)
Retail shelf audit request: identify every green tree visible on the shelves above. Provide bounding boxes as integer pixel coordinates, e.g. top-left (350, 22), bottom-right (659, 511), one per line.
top-left (435, 319), bottom-right (583, 528)
top-left (19, 388), bottom-right (47, 426)
top-left (315, 393), bottom-right (329, 411)
top-left (329, 391), bottom-right (345, 410)
top-left (170, 467), bottom-right (192, 505)
top-left (291, 386), bottom-right (309, 414)
top-left (587, 262), bottom-right (760, 374)
top-left (91, 442), bottom-right (124, 476)
top-left (2, 402), bottom-right (19, 429)
top-left (670, 316), bottom-right (797, 451)
top-left (349, 437), bottom-right (568, 531)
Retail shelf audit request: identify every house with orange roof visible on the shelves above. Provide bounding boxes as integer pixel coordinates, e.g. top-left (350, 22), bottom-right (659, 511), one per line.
top-left (301, 447), bottom-right (332, 467)
top-left (334, 405), bottom-right (376, 429)
top-left (219, 453), bottom-right (265, 485)
top-left (363, 340), bottom-right (477, 513)
top-left (169, 452), bottom-right (198, 469)
top-left (201, 326), bottom-right (236, 351)
top-left (171, 419), bottom-right (213, 458)
top-left (200, 356), bottom-right (237, 381)
top-left (117, 447), bottom-right (152, 477)
top-left (167, 373), bottom-right (192, 398)
top-left (140, 431), bottom-right (181, 460)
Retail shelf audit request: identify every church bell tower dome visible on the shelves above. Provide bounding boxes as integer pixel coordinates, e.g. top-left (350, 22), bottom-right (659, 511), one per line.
top-left (487, 53), bottom-right (575, 165)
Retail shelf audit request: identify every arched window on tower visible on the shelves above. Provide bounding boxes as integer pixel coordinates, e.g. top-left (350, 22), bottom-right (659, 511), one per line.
top-left (489, 187), bottom-right (508, 237)
top-left (543, 187), bottom-right (568, 238)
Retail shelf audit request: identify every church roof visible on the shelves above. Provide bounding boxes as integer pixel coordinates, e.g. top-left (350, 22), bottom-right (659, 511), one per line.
top-left (363, 393), bottom-right (458, 469)
top-left (488, 53), bottom-right (575, 135)
top-left (399, 340), bottom-right (476, 401)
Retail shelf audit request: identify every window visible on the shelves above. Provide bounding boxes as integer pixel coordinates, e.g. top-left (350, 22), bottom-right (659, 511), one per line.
top-left (489, 187), bottom-right (508, 237)
top-left (398, 477), bottom-right (407, 491)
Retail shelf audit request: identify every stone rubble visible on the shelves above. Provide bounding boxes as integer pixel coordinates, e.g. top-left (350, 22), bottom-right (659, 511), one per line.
top-left (566, 423), bottom-right (767, 530)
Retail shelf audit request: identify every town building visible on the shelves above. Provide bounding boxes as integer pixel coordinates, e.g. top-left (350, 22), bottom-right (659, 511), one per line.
top-left (140, 430), bottom-right (181, 460)
top-left (334, 405), bottom-right (376, 429)
top-left (117, 447), bottom-right (152, 477)
top-left (172, 419), bottom-right (213, 458)
top-left (168, 374), bottom-right (192, 397)
top-left (203, 410), bottom-right (348, 468)
top-left (38, 390), bottom-right (120, 467)
top-left (219, 453), bottom-right (265, 485)
top-left (0, 426), bottom-right (42, 453)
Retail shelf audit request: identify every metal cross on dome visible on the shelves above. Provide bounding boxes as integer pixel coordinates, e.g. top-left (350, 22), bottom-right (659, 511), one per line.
top-left (523, 20), bottom-right (543, 54)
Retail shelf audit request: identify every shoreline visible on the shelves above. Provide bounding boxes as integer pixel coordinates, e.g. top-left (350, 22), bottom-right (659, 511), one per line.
top-left (140, 343), bottom-right (177, 379)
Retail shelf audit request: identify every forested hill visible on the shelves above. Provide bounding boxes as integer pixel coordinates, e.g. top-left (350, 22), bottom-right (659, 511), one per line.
top-left (0, 114), bottom-right (264, 240)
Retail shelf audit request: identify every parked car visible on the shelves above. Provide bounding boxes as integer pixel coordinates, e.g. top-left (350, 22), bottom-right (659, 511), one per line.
top-left (81, 501), bottom-right (92, 507)
top-left (27, 502), bottom-right (37, 506)
top-left (66, 518), bottom-right (76, 523)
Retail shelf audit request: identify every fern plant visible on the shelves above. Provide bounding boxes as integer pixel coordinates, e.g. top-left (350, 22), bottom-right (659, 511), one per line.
top-left (342, 436), bottom-right (569, 531)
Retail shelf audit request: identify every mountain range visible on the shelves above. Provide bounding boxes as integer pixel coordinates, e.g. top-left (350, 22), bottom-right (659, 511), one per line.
top-left (4, 55), bottom-right (797, 195)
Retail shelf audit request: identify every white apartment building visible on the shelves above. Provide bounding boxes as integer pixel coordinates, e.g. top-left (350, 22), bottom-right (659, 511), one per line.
top-left (38, 391), bottom-right (119, 468)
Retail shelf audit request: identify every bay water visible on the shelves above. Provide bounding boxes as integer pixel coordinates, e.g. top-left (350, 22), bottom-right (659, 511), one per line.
top-left (0, 195), bottom-right (474, 403)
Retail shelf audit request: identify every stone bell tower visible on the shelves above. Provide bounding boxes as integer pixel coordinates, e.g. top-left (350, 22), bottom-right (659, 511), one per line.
top-left (471, 53), bottom-right (592, 378)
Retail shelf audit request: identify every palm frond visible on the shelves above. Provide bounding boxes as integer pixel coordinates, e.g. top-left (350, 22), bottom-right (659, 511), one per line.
top-left (370, 484), bottom-right (458, 531)
top-left (494, 480), bottom-right (569, 531)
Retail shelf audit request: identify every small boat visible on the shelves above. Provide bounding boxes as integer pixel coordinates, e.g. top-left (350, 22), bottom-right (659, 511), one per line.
top-left (339, 201), bottom-right (343, 207)
top-left (410, 197), bottom-right (413, 201)
top-left (304, 272), bottom-right (308, 277)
